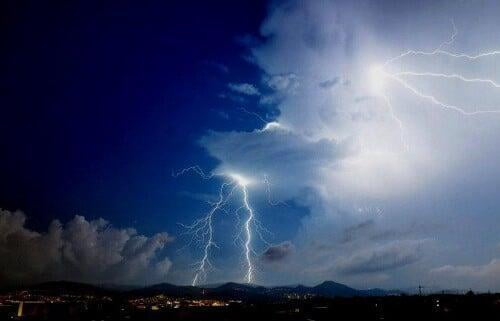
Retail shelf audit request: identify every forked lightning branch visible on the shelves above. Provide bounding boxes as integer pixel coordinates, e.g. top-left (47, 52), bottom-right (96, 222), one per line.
top-left (174, 167), bottom-right (271, 286)
top-left (369, 21), bottom-right (500, 150)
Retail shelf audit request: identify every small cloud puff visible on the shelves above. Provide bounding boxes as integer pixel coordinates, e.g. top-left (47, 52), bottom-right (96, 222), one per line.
top-left (228, 82), bottom-right (261, 96)
top-left (261, 241), bottom-right (295, 262)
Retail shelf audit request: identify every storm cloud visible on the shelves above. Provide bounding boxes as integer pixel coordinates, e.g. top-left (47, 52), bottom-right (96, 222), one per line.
top-left (0, 208), bottom-right (173, 286)
top-left (430, 259), bottom-right (500, 291)
top-left (199, 0), bottom-right (500, 290)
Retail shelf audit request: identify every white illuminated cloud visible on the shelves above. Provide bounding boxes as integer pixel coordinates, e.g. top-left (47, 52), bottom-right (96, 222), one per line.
top-left (262, 121), bottom-right (283, 131)
top-left (198, 0), bottom-right (500, 289)
top-left (368, 64), bottom-right (387, 95)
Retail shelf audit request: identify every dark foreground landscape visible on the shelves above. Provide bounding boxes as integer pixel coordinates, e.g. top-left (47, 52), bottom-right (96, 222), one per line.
top-left (0, 281), bottom-right (498, 320)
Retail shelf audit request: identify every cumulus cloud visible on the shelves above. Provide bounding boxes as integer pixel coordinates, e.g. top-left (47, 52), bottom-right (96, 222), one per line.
top-left (261, 241), bottom-right (294, 263)
top-left (218, 92), bottom-right (247, 103)
top-left (227, 82), bottom-right (261, 96)
top-left (264, 73), bottom-right (299, 92)
top-left (0, 208), bottom-right (173, 285)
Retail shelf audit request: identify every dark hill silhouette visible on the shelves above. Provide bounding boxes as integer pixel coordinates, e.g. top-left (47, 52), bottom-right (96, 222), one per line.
top-left (10, 280), bottom-right (398, 300)
top-left (26, 280), bottom-right (113, 295)
top-left (312, 280), bottom-right (360, 297)
top-left (130, 282), bottom-right (202, 297)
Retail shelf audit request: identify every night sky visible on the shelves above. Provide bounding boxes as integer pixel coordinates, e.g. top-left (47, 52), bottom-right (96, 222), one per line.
top-left (1, 0), bottom-right (500, 291)
top-left (2, 1), bottom-right (267, 231)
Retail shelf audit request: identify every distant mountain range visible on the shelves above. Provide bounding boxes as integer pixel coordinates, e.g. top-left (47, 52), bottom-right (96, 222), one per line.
top-left (12, 280), bottom-right (403, 300)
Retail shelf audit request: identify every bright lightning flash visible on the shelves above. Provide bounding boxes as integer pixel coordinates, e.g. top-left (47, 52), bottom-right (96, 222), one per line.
top-left (228, 173), bottom-right (253, 187)
top-left (368, 64), bottom-right (387, 95)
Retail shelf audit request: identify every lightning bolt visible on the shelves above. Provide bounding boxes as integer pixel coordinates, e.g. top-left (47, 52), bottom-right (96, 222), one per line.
top-left (263, 175), bottom-right (288, 207)
top-left (380, 92), bottom-right (409, 151)
top-left (174, 167), bottom-right (275, 285)
top-left (188, 181), bottom-right (237, 286)
top-left (241, 185), bottom-right (254, 283)
top-left (383, 19), bottom-right (458, 66)
top-left (374, 19), bottom-right (500, 126)
top-left (240, 106), bottom-right (268, 124)
top-left (391, 72), bottom-right (500, 89)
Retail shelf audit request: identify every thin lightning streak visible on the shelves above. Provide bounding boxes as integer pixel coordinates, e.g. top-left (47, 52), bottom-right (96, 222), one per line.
top-left (241, 185), bottom-right (254, 284)
top-left (240, 107), bottom-right (268, 124)
top-left (191, 182), bottom-right (231, 286)
top-left (386, 73), bottom-right (500, 115)
top-left (437, 19), bottom-right (458, 51)
top-left (380, 92), bottom-right (409, 151)
top-left (393, 71), bottom-right (500, 89)
top-left (388, 49), bottom-right (500, 63)
top-left (231, 206), bottom-right (245, 246)
top-left (192, 185), bottom-right (224, 286)
top-left (375, 19), bottom-right (500, 124)
top-left (383, 19), bottom-right (457, 67)
top-left (172, 166), bottom-right (214, 180)
top-left (263, 175), bottom-right (288, 207)
top-left (252, 218), bottom-right (273, 247)
top-left (369, 66), bottom-right (409, 150)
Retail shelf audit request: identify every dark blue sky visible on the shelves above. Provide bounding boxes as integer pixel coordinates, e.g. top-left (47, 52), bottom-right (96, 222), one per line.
top-left (1, 1), bottom-right (268, 235)
top-left (2, 0), bottom-right (500, 290)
